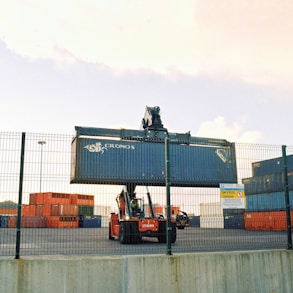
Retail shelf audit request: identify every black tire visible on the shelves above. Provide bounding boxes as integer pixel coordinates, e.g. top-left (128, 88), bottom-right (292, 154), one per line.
top-left (158, 221), bottom-right (167, 243)
top-left (120, 222), bottom-right (131, 244)
top-left (158, 221), bottom-right (176, 243)
top-left (130, 222), bottom-right (139, 244)
top-left (171, 222), bottom-right (177, 243)
top-left (109, 224), bottom-right (114, 240)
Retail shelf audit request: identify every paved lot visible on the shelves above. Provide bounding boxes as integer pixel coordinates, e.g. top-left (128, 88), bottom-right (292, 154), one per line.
top-left (0, 227), bottom-right (289, 257)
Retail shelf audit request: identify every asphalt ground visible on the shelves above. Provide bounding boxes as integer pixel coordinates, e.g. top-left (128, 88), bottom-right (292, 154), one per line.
top-left (0, 227), bottom-right (290, 257)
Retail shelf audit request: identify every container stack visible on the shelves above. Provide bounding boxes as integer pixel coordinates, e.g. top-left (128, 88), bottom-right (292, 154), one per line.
top-left (200, 202), bottom-right (224, 228)
top-left (19, 192), bottom-right (97, 228)
top-left (0, 201), bottom-right (18, 228)
top-left (242, 155), bottom-right (293, 231)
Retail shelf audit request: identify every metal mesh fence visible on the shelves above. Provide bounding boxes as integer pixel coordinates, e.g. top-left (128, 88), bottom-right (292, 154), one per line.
top-left (0, 132), bottom-right (292, 257)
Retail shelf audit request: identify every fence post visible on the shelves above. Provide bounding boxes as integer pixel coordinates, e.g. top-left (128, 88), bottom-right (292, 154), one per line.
top-left (15, 132), bottom-right (26, 259)
top-left (165, 136), bottom-right (172, 255)
top-left (282, 145), bottom-right (292, 249)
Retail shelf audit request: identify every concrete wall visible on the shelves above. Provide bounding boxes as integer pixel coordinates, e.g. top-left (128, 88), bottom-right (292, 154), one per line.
top-left (1, 250), bottom-right (293, 293)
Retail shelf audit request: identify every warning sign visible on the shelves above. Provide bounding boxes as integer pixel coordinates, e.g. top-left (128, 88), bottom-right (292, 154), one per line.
top-left (220, 183), bottom-right (246, 209)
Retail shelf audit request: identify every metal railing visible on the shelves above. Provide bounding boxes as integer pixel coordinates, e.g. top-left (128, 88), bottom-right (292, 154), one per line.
top-left (0, 132), bottom-right (292, 257)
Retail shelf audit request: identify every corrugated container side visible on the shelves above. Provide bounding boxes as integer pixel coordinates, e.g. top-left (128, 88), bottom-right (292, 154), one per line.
top-left (8, 216), bottom-right (17, 228)
top-left (71, 137), bottom-right (237, 187)
top-left (242, 173), bottom-right (293, 195)
top-left (0, 208), bottom-right (17, 215)
top-left (244, 211), bottom-right (293, 231)
top-left (22, 205), bottom-right (29, 216)
top-left (22, 205), bottom-right (36, 217)
top-left (78, 205), bottom-right (94, 215)
top-left (0, 216), bottom-right (9, 228)
top-left (46, 216), bottom-right (78, 228)
top-left (70, 194), bottom-right (94, 206)
top-left (252, 155), bottom-right (293, 176)
top-left (30, 192), bottom-right (72, 205)
top-left (29, 193), bottom-right (39, 204)
top-left (223, 208), bottom-right (245, 216)
top-left (245, 191), bottom-right (293, 212)
top-left (224, 214), bottom-right (244, 229)
top-left (36, 204), bottom-right (51, 216)
top-left (22, 216), bottom-right (46, 228)
top-left (188, 216), bottom-right (200, 227)
top-left (200, 202), bottom-right (223, 217)
top-left (45, 193), bottom-right (71, 205)
top-left (79, 215), bottom-right (101, 228)
top-left (51, 204), bottom-right (78, 216)
top-left (200, 216), bottom-right (224, 229)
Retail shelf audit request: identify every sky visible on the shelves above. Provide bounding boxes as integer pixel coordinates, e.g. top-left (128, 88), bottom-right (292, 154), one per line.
top-left (0, 1), bottom-right (293, 146)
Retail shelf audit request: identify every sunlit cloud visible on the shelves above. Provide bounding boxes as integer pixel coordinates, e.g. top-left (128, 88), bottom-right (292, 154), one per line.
top-left (196, 116), bottom-right (262, 143)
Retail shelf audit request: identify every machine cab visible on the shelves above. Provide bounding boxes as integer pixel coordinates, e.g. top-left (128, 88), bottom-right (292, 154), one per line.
top-left (130, 198), bottom-right (144, 218)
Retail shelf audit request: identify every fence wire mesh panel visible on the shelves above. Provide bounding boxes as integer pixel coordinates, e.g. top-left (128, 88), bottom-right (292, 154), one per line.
top-left (0, 132), bottom-right (292, 257)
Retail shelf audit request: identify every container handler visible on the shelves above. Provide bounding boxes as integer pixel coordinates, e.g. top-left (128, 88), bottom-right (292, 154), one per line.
top-left (109, 185), bottom-right (177, 244)
top-left (71, 105), bottom-right (238, 244)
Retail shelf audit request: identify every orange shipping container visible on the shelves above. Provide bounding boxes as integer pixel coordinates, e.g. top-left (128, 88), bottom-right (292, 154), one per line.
top-left (51, 204), bottom-right (78, 216)
top-left (29, 192), bottom-right (71, 205)
top-left (29, 193), bottom-right (43, 205)
top-left (0, 208), bottom-right (17, 215)
top-left (244, 211), bottom-right (293, 231)
top-left (70, 194), bottom-right (94, 206)
top-left (22, 216), bottom-right (46, 228)
top-left (22, 205), bottom-right (36, 216)
top-left (46, 216), bottom-right (78, 228)
top-left (8, 216), bottom-right (17, 228)
top-left (36, 204), bottom-right (52, 216)
top-left (22, 205), bottom-right (29, 216)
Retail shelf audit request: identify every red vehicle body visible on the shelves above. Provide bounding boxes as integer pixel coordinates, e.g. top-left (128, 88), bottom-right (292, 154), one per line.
top-left (109, 187), bottom-right (176, 244)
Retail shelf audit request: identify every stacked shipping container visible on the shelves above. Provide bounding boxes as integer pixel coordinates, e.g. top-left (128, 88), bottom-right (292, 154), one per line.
top-left (200, 202), bottom-right (224, 229)
top-left (242, 155), bottom-right (293, 231)
top-left (4, 192), bottom-right (98, 228)
top-left (25, 193), bottom-right (79, 228)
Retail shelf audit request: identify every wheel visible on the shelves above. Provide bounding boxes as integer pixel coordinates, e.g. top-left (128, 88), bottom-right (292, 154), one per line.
top-left (171, 222), bottom-right (177, 243)
top-left (158, 221), bottom-right (167, 243)
top-left (109, 224), bottom-right (114, 240)
top-left (119, 222), bottom-right (131, 244)
top-left (158, 222), bottom-right (176, 243)
top-left (130, 222), bottom-right (139, 244)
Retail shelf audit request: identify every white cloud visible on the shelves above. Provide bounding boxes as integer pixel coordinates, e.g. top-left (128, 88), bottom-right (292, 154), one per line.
top-left (0, 0), bottom-right (293, 90)
top-left (196, 116), bottom-right (262, 143)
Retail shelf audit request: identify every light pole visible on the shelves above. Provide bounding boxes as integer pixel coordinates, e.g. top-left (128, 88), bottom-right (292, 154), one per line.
top-left (38, 141), bottom-right (46, 193)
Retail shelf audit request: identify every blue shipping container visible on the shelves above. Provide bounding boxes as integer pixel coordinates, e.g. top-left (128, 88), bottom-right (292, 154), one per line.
top-left (242, 173), bottom-right (293, 195)
top-left (245, 191), bottom-right (293, 212)
top-left (71, 137), bottom-right (237, 187)
top-left (0, 216), bottom-right (8, 228)
top-left (79, 215), bottom-right (101, 228)
top-left (252, 155), bottom-right (293, 176)
top-left (223, 208), bottom-right (245, 216)
top-left (189, 216), bottom-right (200, 227)
top-left (224, 214), bottom-right (244, 229)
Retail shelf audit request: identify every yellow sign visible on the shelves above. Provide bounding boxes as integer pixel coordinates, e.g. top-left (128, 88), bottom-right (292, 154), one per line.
top-left (219, 184), bottom-right (246, 209)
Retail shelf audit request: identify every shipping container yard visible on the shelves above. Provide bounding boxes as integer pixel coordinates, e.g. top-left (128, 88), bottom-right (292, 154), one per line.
top-left (0, 108), bottom-right (293, 256)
